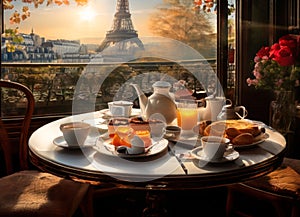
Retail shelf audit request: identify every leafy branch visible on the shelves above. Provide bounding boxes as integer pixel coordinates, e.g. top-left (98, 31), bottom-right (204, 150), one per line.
top-left (4, 0), bottom-right (88, 24)
top-left (193, 0), bottom-right (235, 15)
top-left (3, 0), bottom-right (88, 52)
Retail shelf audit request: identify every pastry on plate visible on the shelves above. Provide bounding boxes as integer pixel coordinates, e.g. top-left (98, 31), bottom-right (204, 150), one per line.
top-left (197, 119), bottom-right (264, 146)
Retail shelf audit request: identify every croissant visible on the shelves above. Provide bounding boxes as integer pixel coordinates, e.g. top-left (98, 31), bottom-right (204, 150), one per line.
top-left (232, 133), bottom-right (254, 146)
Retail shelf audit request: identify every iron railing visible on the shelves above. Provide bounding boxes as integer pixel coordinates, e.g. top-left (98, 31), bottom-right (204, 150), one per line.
top-left (1, 59), bottom-right (219, 117)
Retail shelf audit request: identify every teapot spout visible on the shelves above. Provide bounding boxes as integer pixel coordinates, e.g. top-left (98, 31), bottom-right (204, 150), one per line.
top-left (130, 83), bottom-right (148, 114)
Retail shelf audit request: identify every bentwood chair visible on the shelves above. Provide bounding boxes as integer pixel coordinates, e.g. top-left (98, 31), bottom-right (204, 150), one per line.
top-left (0, 80), bottom-right (90, 217)
top-left (226, 157), bottom-right (300, 217)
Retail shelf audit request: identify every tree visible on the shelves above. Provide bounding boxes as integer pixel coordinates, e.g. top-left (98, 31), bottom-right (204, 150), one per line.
top-left (149, 0), bottom-right (217, 59)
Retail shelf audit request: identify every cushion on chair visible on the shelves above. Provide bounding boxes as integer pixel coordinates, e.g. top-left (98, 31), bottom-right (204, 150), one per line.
top-left (244, 158), bottom-right (300, 199)
top-left (0, 170), bottom-right (89, 217)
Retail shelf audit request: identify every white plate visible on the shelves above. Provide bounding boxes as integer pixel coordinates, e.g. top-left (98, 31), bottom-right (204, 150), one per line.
top-left (191, 146), bottom-right (239, 163)
top-left (233, 133), bottom-right (269, 149)
top-left (94, 138), bottom-right (169, 158)
top-left (53, 136), bottom-right (95, 149)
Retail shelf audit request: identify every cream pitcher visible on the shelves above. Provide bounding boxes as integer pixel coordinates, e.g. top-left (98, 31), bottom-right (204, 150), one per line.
top-left (198, 95), bottom-right (226, 121)
top-left (130, 81), bottom-right (177, 125)
top-left (217, 99), bottom-right (248, 120)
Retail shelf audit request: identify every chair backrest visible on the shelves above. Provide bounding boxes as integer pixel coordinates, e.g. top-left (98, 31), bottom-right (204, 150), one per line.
top-left (0, 80), bottom-right (35, 175)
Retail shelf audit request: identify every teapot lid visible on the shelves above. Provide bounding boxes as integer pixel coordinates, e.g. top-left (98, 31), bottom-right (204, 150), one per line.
top-left (152, 81), bottom-right (171, 88)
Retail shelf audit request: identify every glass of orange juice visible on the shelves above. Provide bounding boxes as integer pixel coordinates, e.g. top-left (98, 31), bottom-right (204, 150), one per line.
top-left (177, 100), bottom-right (198, 136)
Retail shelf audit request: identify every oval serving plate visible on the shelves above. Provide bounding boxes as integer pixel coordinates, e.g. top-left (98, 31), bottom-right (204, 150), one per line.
top-left (93, 138), bottom-right (168, 158)
top-left (196, 119), bottom-right (269, 149)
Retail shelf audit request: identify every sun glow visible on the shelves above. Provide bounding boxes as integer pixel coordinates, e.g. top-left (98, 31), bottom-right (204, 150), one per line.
top-left (79, 7), bottom-right (97, 21)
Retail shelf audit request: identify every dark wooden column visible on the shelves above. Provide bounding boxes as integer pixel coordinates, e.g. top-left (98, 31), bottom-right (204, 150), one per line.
top-left (217, 0), bottom-right (228, 97)
top-left (237, 0), bottom-right (274, 124)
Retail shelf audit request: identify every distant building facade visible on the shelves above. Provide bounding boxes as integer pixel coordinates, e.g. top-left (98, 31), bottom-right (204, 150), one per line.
top-left (1, 30), bottom-right (92, 63)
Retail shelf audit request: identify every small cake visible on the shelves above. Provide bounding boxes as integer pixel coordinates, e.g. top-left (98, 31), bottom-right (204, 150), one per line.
top-left (129, 117), bottom-right (153, 131)
top-left (108, 118), bottom-right (130, 136)
top-left (129, 117), bottom-right (165, 138)
top-left (110, 126), bottom-right (152, 149)
top-left (108, 116), bottom-right (165, 143)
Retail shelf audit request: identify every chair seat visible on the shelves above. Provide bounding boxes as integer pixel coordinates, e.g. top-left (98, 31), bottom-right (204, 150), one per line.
top-left (0, 170), bottom-right (89, 217)
top-left (226, 158), bottom-right (300, 217)
top-left (243, 157), bottom-right (300, 199)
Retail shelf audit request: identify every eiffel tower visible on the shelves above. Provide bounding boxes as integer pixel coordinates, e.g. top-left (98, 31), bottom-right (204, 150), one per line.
top-left (98, 0), bottom-right (144, 53)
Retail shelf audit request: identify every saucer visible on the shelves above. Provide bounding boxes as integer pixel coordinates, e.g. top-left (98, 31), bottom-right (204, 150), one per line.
top-left (94, 138), bottom-right (168, 158)
top-left (53, 136), bottom-right (95, 149)
top-left (191, 146), bottom-right (239, 163)
top-left (100, 109), bottom-right (140, 119)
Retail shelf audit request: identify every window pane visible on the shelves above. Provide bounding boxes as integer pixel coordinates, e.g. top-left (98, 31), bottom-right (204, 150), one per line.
top-left (227, 0), bottom-right (236, 101)
top-left (1, 0), bottom-right (223, 117)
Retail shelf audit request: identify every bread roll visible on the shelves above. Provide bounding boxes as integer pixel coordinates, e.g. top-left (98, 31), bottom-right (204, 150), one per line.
top-left (232, 133), bottom-right (254, 146)
top-left (239, 126), bottom-right (261, 137)
top-left (225, 127), bottom-right (241, 139)
top-left (203, 122), bottom-right (226, 137)
top-left (201, 120), bottom-right (263, 145)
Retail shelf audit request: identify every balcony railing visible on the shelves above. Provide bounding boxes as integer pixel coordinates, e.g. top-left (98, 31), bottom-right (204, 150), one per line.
top-left (1, 59), bottom-right (217, 117)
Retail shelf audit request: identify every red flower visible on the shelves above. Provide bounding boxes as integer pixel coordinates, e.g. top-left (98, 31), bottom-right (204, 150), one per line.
top-left (269, 43), bottom-right (280, 58)
top-left (246, 34), bottom-right (300, 91)
top-left (272, 45), bottom-right (295, 66)
top-left (279, 35), bottom-right (297, 51)
top-left (256, 46), bottom-right (270, 58)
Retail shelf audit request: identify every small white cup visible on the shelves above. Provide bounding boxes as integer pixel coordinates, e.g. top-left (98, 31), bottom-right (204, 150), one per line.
top-left (201, 136), bottom-right (230, 160)
top-left (60, 122), bottom-right (91, 147)
top-left (108, 101), bottom-right (133, 117)
top-left (164, 125), bottom-right (181, 141)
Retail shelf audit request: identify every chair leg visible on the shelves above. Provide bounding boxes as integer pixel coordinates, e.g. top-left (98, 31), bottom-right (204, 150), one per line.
top-left (291, 199), bottom-right (300, 217)
top-left (80, 188), bottom-right (95, 217)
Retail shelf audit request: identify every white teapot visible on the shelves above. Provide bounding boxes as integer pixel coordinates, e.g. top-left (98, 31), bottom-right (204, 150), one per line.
top-left (130, 81), bottom-right (177, 125)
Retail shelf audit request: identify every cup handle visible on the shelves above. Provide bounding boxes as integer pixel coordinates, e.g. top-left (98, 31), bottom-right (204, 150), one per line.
top-left (235, 106), bottom-right (248, 119)
top-left (225, 99), bottom-right (233, 106)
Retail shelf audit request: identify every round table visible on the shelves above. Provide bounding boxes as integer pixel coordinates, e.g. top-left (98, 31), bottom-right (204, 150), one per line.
top-left (28, 109), bottom-right (287, 190)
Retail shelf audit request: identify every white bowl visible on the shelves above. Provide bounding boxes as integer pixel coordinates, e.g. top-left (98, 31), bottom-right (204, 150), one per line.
top-left (108, 101), bottom-right (133, 117)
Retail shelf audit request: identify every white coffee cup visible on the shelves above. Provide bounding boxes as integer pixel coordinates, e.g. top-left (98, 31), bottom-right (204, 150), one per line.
top-left (108, 101), bottom-right (133, 117)
top-left (60, 122), bottom-right (91, 147)
top-left (201, 136), bottom-right (230, 160)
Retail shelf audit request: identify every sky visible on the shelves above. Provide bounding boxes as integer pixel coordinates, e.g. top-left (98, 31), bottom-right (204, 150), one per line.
top-left (4, 0), bottom-right (164, 44)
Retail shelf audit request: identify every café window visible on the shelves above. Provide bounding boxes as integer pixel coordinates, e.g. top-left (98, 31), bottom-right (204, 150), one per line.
top-left (1, 0), bottom-right (235, 117)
